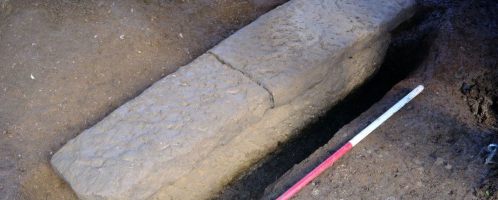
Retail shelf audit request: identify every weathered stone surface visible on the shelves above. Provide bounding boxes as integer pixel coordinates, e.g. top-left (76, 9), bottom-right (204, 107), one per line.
top-left (51, 54), bottom-right (272, 200)
top-left (211, 0), bottom-right (415, 106)
top-left (152, 34), bottom-right (391, 200)
top-left (52, 0), bottom-right (416, 199)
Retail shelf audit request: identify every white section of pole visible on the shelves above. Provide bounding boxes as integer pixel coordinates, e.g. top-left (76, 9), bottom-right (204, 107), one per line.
top-left (349, 85), bottom-right (424, 146)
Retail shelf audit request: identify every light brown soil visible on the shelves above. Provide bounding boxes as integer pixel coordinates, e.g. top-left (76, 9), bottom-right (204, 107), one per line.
top-left (0, 0), bottom-right (285, 199)
top-left (263, 0), bottom-right (498, 199)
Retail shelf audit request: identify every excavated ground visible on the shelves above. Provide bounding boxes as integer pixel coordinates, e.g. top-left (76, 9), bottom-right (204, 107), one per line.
top-left (0, 0), bottom-right (285, 199)
top-left (219, 0), bottom-right (498, 199)
top-left (1, 0), bottom-right (496, 199)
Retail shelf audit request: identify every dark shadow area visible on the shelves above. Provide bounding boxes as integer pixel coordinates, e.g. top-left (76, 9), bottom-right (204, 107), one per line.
top-left (216, 5), bottom-right (445, 199)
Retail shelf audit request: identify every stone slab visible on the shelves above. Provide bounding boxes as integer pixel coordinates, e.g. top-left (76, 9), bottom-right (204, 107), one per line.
top-left (152, 34), bottom-right (391, 200)
top-left (51, 54), bottom-right (272, 200)
top-left (51, 0), bottom-right (416, 199)
top-left (211, 0), bottom-right (415, 106)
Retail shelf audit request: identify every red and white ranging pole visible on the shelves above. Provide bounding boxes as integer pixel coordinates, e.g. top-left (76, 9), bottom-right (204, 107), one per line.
top-left (277, 85), bottom-right (424, 200)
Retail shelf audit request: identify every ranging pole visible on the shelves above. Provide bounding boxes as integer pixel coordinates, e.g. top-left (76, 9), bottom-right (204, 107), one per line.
top-left (277, 85), bottom-right (424, 200)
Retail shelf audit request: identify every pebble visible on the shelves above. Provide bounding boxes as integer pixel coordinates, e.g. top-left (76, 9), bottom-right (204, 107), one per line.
top-left (445, 164), bottom-right (452, 170)
top-left (416, 181), bottom-right (423, 187)
top-left (311, 188), bottom-right (320, 196)
top-left (226, 88), bottom-right (239, 94)
top-left (435, 157), bottom-right (444, 165)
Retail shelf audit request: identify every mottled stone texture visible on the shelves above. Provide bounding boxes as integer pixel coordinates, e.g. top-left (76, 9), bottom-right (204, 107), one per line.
top-left (52, 0), bottom-right (416, 199)
top-left (153, 34), bottom-right (391, 200)
top-left (211, 0), bottom-right (415, 106)
top-left (51, 54), bottom-right (272, 199)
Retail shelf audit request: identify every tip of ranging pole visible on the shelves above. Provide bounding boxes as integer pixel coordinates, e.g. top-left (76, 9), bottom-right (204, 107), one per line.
top-left (415, 85), bottom-right (424, 93)
top-left (276, 84), bottom-right (425, 200)
top-left (407, 85), bottom-right (424, 100)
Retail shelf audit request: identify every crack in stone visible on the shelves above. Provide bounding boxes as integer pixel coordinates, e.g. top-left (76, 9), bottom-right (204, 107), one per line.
top-left (208, 51), bottom-right (275, 108)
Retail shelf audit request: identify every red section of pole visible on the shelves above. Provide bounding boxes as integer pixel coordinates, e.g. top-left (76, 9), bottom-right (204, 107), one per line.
top-left (277, 142), bottom-right (353, 200)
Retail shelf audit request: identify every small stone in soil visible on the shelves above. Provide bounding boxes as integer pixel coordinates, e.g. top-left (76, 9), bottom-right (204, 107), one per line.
top-left (435, 157), bottom-right (445, 165)
top-left (311, 188), bottom-right (320, 196)
top-left (445, 164), bottom-right (452, 170)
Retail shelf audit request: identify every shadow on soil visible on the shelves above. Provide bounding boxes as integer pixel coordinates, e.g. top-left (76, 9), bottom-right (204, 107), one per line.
top-left (216, 5), bottom-right (445, 199)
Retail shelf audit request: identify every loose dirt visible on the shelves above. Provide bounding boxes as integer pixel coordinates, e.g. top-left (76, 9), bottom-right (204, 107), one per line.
top-left (0, 0), bottom-right (285, 199)
top-left (260, 0), bottom-right (498, 199)
top-left (2, 0), bottom-right (496, 199)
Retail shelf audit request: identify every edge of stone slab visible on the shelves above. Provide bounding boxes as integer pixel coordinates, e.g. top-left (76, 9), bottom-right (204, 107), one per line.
top-left (152, 34), bottom-right (392, 200)
top-left (50, 53), bottom-right (273, 200)
top-left (210, 0), bottom-right (417, 107)
top-left (51, 0), bottom-right (418, 199)
top-left (260, 82), bottom-right (423, 200)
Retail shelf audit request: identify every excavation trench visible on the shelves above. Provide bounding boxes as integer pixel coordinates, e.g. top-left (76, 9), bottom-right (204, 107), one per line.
top-left (217, 6), bottom-right (442, 199)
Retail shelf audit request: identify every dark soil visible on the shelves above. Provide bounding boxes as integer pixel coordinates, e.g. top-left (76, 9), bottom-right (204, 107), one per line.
top-left (0, 1), bottom-right (285, 199)
top-left (1, 0), bottom-right (496, 199)
top-left (219, 0), bottom-right (498, 199)
top-left (216, 3), bottom-right (436, 199)
top-left (261, 0), bottom-right (498, 199)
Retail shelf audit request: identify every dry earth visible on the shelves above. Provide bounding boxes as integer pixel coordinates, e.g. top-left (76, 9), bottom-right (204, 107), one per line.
top-left (261, 0), bottom-right (498, 199)
top-left (1, 0), bottom-right (496, 199)
top-left (0, 0), bottom-right (285, 199)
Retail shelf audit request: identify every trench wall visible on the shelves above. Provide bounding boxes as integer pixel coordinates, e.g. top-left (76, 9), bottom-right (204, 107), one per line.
top-left (51, 0), bottom-right (416, 199)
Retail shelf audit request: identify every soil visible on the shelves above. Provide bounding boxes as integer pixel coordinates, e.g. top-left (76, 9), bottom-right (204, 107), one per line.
top-left (0, 0), bottom-right (286, 199)
top-left (2, 0), bottom-right (497, 199)
top-left (219, 0), bottom-right (498, 199)
top-left (263, 0), bottom-right (498, 199)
